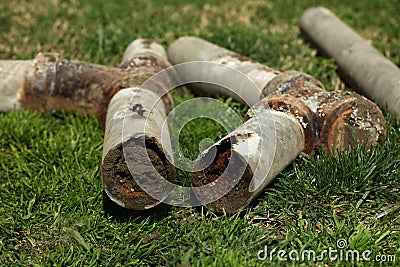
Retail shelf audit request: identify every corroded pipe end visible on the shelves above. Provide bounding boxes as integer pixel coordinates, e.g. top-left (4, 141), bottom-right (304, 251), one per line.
top-left (261, 70), bottom-right (387, 153)
top-left (247, 95), bottom-right (316, 154)
top-left (102, 137), bottom-right (175, 210)
top-left (262, 70), bottom-right (325, 96)
top-left (255, 70), bottom-right (326, 154)
top-left (102, 87), bottom-right (175, 210)
top-left (192, 138), bottom-right (254, 214)
top-left (192, 110), bottom-right (304, 214)
top-left (318, 91), bottom-right (386, 152)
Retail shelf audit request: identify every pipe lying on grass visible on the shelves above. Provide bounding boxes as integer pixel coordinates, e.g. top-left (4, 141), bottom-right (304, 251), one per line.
top-left (0, 39), bottom-right (176, 210)
top-left (102, 39), bottom-right (176, 210)
top-left (260, 70), bottom-right (385, 152)
top-left (0, 43), bottom-right (173, 129)
top-left (168, 36), bottom-right (386, 213)
top-left (300, 6), bottom-right (400, 120)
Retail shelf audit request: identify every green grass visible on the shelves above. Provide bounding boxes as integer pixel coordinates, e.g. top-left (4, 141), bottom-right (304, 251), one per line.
top-left (1, 0), bottom-right (399, 266)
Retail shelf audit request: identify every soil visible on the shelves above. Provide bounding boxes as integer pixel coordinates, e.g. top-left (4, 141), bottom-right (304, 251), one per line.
top-left (102, 136), bottom-right (175, 210)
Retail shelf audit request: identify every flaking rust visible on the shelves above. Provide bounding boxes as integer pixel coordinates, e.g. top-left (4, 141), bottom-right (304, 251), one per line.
top-left (169, 37), bottom-right (387, 213)
top-left (192, 110), bottom-right (304, 213)
top-left (0, 38), bottom-right (177, 211)
top-left (1, 38), bottom-right (174, 130)
top-left (262, 71), bottom-right (386, 152)
top-left (101, 39), bottom-right (176, 210)
top-left (316, 91), bottom-right (385, 151)
top-left (5, 52), bottom-right (170, 130)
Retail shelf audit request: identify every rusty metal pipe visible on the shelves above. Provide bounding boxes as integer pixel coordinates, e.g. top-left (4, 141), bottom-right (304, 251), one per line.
top-left (168, 36), bottom-right (386, 213)
top-left (0, 52), bottom-right (172, 129)
top-left (0, 39), bottom-right (176, 210)
top-left (192, 109), bottom-right (305, 213)
top-left (102, 39), bottom-right (176, 210)
top-left (261, 70), bottom-right (385, 152)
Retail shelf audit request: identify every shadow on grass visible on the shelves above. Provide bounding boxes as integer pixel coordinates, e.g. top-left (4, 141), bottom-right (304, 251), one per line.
top-left (102, 190), bottom-right (171, 222)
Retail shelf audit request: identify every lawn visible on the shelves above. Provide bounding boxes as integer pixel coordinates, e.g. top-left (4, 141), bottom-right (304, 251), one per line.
top-left (0, 0), bottom-right (399, 266)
